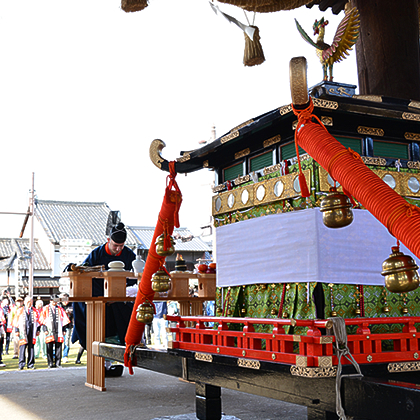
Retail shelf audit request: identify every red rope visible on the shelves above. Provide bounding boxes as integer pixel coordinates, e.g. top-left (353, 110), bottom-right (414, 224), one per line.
top-left (124, 162), bottom-right (182, 375)
top-left (292, 98), bottom-right (420, 260)
top-left (277, 284), bottom-right (287, 318)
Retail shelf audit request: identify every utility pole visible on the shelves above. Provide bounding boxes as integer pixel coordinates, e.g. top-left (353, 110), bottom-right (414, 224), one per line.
top-left (29, 172), bottom-right (35, 300)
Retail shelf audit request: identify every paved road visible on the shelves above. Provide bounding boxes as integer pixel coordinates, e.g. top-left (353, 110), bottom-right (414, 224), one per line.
top-left (0, 365), bottom-right (307, 420)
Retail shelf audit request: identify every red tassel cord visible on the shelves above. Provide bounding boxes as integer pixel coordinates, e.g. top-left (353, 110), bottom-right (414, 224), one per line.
top-left (124, 162), bottom-right (182, 375)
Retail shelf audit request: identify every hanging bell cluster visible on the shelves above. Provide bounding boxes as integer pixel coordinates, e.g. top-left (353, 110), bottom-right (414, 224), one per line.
top-left (155, 233), bottom-right (175, 257)
top-left (381, 246), bottom-right (420, 293)
top-left (320, 187), bottom-right (354, 228)
top-left (151, 268), bottom-right (171, 292)
top-left (136, 300), bottom-right (154, 324)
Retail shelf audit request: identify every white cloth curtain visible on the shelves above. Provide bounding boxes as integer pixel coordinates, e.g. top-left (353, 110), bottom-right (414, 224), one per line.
top-left (216, 208), bottom-right (417, 287)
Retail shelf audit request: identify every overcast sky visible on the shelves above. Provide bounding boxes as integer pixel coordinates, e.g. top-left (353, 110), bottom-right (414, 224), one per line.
top-left (0, 0), bottom-right (358, 238)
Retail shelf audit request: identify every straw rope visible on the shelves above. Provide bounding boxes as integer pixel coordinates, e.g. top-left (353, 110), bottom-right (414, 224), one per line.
top-left (217, 0), bottom-right (313, 13)
top-left (243, 26), bottom-right (265, 66)
top-left (121, 0), bottom-right (148, 13)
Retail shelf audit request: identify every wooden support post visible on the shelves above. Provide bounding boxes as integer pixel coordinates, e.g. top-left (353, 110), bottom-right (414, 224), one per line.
top-left (85, 300), bottom-right (106, 391)
top-left (195, 382), bottom-right (222, 420)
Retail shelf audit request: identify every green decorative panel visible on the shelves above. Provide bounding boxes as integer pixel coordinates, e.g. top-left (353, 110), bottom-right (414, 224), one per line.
top-left (250, 151), bottom-right (273, 172)
top-left (335, 136), bottom-right (362, 154)
top-left (322, 283), bottom-right (420, 334)
top-left (224, 162), bottom-right (243, 182)
top-left (280, 142), bottom-right (305, 160)
top-left (373, 141), bottom-right (409, 159)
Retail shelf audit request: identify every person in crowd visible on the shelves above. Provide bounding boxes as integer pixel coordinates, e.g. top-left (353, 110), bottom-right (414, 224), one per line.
top-left (40, 295), bottom-right (70, 368)
top-left (1, 295), bottom-right (12, 355)
top-left (152, 301), bottom-right (168, 347)
top-left (72, 222), bottom-right (136, 377)
top-left (60, 293), bottom-right (73, 363)
top-left (13, 296), bottom-right (40, 370)
top-left (74, 345), bottom-right (85, 364)
top-left (34, 298), bottom-right (47, 359)
top-left (10, 297), bottom-right (23, 359)
top-left (144, 322), bottom-right (153, 346)
top-left (0, 306), bottom-right (6, 367)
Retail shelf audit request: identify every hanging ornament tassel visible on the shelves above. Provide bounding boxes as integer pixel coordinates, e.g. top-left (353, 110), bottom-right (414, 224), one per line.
top-left (243, 26), bottom-right (265, 67)
top-left (121, 0), bottom-right (148, 13)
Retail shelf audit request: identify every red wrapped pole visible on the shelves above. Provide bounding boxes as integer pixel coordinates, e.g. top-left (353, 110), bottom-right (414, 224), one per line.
top-left (124, 162), bottom-right (182, 374)
top-left (293, 98), bottom-right (420, 259)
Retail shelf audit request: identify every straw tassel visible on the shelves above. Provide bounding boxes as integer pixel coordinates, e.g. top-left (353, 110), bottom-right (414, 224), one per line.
top-left (121, 0), bottom-right (148, 13)
top-left (243, 26), bottom-right (265, 67)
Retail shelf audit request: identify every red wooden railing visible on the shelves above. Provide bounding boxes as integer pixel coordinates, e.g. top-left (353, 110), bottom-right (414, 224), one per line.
top-left (167, 315), bottom-right (420, 367)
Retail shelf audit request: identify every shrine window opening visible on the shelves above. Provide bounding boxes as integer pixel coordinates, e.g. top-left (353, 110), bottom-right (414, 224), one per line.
top-left (280, 142), bottom-right (305, 160)
top-left (335, 136), bottom-right (363, 155)
top-left (249, 150), bottom-right (274, 173)
top-left (373, 140), bottom-right (409, 160)
top-left (223, 162), bottom-right (244, 182)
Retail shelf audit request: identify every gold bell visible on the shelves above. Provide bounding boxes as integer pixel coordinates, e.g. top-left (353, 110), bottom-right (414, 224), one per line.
top-left (151, 269), bottom-right (171, 292)
top-left (383, 306), bottom-right (390, 313)
top-left (271, 308), bottom-right (277, 315)
top-left (355, 307), bottom-right (361, 316)
top-left (331, 310), bottom-right (337, 317)
top-left (381, 246), bottom-right (420, 293)
top-left (282, 311), bottom-right (289, 318)
top-left (402, 306), bottom-right (409, 314)
top-left (136, 300), bottom-right (154, 324)
top-left (216, 308), bottom-right (223, 316)
top-left (320, 187), bottom-right (353, 228)
top-left (155, 234), bottom-right (175, 257)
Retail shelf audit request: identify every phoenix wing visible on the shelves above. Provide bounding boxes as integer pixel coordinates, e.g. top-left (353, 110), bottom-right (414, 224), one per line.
top-left (295, 18), bottom-right (324, 50)
top-left (322, 7), bottom-right (360, 64)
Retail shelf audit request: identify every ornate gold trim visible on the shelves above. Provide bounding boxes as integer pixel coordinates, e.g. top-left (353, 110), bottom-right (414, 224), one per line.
top-left (291, 366), bottom-right (337, 378)
top-left (353, 95), bottom-right (382, 102)
top-left (213, 184), bottom-right (225, 193)
top-left (235, 148), bottom-right (250, 160)
top-left (263, 135), bottom-right (281, 148)
top-left (296, 355), bottom-right (307, 367)
top-left (361, 156), bottom-right (387, 166)
top-left (234, 174), bottom-right (250, 185)
top-left (388, 361), bottom-right (420, 373)
top-left (408, 161), bottom-right (420, 169)
top-left (319, 336), bottom-right (333, 344)
top-left (318, 356), bottom-right (333, 368)
top-left (313, 98), bottom-right (338, 110)
top-left (221, 130), bottom-right (239, 144)
top-left (405, 132), bottom-right (420, 141)
top-left (403, 112), bottom-right (420, 121)
top-left (237, 358), bottom-right (261, 369)
top-left (279, 105), bottom-right (293, 116)
top-left (177, 153), bottom-right (191, 163)
top-left (293, 335), bottom-right (301, 342)
top-left (328, 86), bottom-right (352, 97)
top-left (195, 352), bottom-right (213, 362)
top-left (408, 101), bottom-right (420, 110)
top-left (231, 119), bottom-right (254, 132)
top-left (212, 169), bottom-right (311, 216)
top-left (263, 163), bottom-right (284, 176)
top-left (320, 166), bottom-right (420, 197)
top-left (357, 126), bottom-right (384, 136)
top-left (149, 139), bottom-right (166, 169)
top-left (289, 56), bottom-right (308, 106)
top-left (321, 116), bottom-right (333, 126)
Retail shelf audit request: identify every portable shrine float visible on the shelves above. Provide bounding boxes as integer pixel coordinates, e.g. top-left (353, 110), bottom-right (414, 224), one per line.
top-left (88, 2), bottom-right (420, 419)
top-left (89, 63), bottom-right (420, 420)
